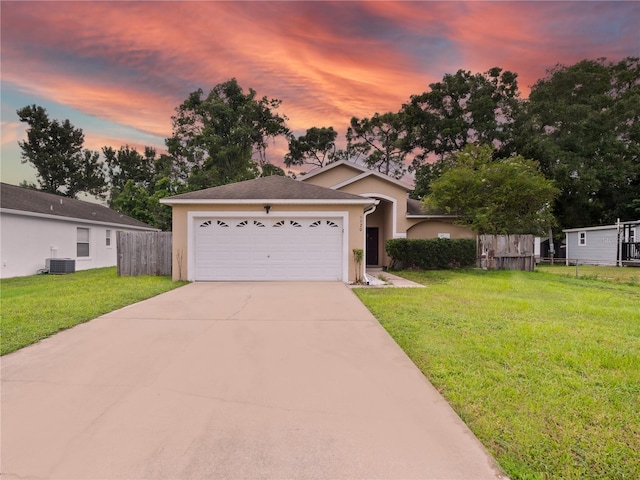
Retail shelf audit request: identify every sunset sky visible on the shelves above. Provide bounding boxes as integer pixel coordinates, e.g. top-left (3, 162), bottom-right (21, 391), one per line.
top-left (2, 1), bottom-right (639, 186)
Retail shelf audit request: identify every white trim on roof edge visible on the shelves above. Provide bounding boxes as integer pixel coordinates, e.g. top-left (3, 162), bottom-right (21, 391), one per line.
top-left (301, 160), bottom-right (413, 190)
top-left (406, 214), bottom-right (458, 219)
top-left (328, 170), bottom-right (413, 191)
top-left (563, 220), bottom-right (640, 233)
top-left (300, 160), bottom-right (367, 180)
top-left (160, 198), bottom-right (374, 206)
top-left (0, 208), bottom-right (158, 231)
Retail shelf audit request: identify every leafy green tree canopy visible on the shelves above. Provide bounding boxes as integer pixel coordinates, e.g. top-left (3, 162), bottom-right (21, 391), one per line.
top-left (404, 68), bottom-right (521, 198)
top-left (410, 158), bottom-right (453, 200)
top-left (103, 145), bottom-right (158, 205)
top-left (347, 112), bottom-right (409, 179)
top-left (17, 105), bottom-right (106, 199)
top-left (258, 162), bottom-right (286, 177)
top-left (425, 144), bottom-right (559, 235)
top-left (104, 147), bottom-right (180, 231)
top-left (284, 126), bottom-right (338, 169)
top-left (110, 177), bottom-right (175, 231)
top-left (165, 78), bottom-right (290, 190)
top-left (404, 67), bottom-right (521, 163)
top-left (515, 57), bottom-right (640, 228)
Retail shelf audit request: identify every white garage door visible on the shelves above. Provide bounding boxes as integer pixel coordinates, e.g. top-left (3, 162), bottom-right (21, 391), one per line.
top-left (194, 217), bottom-right (344, 281)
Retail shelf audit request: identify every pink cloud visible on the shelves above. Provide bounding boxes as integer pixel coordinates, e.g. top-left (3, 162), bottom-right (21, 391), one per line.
top-left (440, 2), bottom-right (639, 93)
top-left (2, 0), bottom-right (638, 169)
top-left (355, 1), bottom-right (639, 95)
top-left (1, 2), bottom-right (433, 138)
top-left (0, 121), bottom-right (25, 147)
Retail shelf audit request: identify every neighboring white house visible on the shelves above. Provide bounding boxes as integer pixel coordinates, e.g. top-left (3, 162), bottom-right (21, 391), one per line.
top-left (1, 183), bottom-right (158, 278)
top-left (563, 220), bottom-right (639, 266)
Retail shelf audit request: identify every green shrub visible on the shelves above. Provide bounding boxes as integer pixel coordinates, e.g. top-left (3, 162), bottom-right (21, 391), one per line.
top-left (386, 238), bottom-right (476, 270)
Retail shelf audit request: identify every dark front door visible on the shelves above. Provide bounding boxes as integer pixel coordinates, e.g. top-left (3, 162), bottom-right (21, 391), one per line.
top-left (366, 227), bottom-right (379, 266)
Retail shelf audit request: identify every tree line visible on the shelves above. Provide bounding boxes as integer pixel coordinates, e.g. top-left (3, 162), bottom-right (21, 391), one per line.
top-left (17, 57), bottom-right (639, 233)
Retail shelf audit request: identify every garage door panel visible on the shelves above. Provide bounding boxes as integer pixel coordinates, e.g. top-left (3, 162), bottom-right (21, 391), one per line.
top-left (194, 217), bottom-right (343, 281)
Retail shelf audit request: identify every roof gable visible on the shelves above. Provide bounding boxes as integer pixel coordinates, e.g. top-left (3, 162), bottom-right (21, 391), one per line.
top-left (161, 175), bottom-right (373, 204)
top-left (301, 160), bottom-right (412, 191)
top-left (302, 160), bottom-right (367, 181)
top-left (0, 183), bottom-right (155, 229)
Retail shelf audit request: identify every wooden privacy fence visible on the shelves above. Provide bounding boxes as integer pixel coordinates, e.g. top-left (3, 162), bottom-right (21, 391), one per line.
top-left (117, 231), bottom-right (172, 276)
top-left (477, 234), bottom-right (535, 271)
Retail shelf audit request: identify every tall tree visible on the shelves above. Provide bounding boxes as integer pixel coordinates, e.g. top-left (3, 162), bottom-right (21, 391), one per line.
top-left (110, 176), bottom-right (176, 231)
top-left (425, 144), bottom-right (558, 235)
top-left (103, 145), bottom-right (157, 205)
top-left (404, 67), bottom-right (521, 162)
top-left (258, 162), bottom-right (286, 177)
top-left (515, 57), bottom-right (640, 229)
top-left (284, 126), bottom-right (338, 170)
top-left (105, 147), bottom-right (181, 231)
top-left (17, 105), bottom-right (107, 198)
top-left (405, 68), bottom-right (521, 198)
top-left (165, 78), bottom-right (290, 190)
top-left (347, 112), bottom-right (409, 179)
top-left (410, 158), bottom-right (454, 200)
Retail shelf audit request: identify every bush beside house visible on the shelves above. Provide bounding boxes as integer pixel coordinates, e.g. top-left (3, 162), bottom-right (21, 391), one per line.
top-left (386, 238), bottom-right (476, 270)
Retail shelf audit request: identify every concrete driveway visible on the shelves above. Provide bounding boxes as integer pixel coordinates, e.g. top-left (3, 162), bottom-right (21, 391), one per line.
top-left (2, 282), bottom-right (505, 479)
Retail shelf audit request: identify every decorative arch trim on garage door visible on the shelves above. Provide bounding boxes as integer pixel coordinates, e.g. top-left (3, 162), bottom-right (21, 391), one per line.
top-left (187, 211), bottom-right (349, 281)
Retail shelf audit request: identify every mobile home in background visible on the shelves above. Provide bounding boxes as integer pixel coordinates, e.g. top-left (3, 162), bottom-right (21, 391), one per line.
top-left (563, 220), bottom-right (639, 266)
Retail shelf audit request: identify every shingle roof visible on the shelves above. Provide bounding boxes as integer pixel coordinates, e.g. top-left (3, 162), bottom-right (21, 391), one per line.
top-left (407, 198), bottom-right (453, 217)
top-left (162, 175), bottom-right (372, 202)
top-left (0, 182), bottom-right (156, 229)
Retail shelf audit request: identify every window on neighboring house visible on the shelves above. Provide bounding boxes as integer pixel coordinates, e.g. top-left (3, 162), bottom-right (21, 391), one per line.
top-left (578, 231), bottom-right (587, 246)
top-left (629, 229), bottom-right (636, 243)
top-left (106, 229), bottom-right (112, 247)
top-left (77, 228), bottom-right (90, 257)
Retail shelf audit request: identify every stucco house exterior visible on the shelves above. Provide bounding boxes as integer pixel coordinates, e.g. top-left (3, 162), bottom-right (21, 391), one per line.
top-left (1, 183), bottom-right (157, 278)
top-left (300, 161), bottom-right (473, 268)
top-left (564, 220), bottom-right (639, 266)
top-left (161, 162), bottom-right (473, 283)
top-left (161, 175), bottom-right (375, 282)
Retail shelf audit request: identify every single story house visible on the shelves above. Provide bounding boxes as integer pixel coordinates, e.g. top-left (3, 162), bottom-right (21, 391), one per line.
top-left (1, 182), bottom-right (157, 278)
top-left (563, 220), bottom-right (639, 266)
top-left (300, 160), bottom-right (473, 267)
top-left (161, 162), bottom-right (473, 283)
top-left (161, 175), bottom-right (375, 282)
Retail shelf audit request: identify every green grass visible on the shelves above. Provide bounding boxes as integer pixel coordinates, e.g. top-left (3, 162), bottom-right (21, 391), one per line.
top-left (537, 264), bottom-right (640, 285)
top-left (355, 269), bottom-right (640, 480)
top-left (1, 267), bottom-right (187, 355)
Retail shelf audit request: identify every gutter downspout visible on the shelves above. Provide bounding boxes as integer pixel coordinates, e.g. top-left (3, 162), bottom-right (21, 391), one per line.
top-left (363, 201), bottom-right (379, 285)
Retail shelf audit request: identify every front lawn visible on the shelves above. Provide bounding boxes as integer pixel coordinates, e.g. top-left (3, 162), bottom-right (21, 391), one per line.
top-left (1, 267), bottom-right (187, 355)
top-left (537, 263), bottom-right (640, 285)
top-left (355, 270), bottom-right (640, 480)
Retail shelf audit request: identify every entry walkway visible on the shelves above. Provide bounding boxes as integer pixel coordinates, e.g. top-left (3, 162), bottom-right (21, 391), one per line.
top-left (2, 282), bottom-right (506, 479)
top-left (363, 268), bottom-right (425, 287)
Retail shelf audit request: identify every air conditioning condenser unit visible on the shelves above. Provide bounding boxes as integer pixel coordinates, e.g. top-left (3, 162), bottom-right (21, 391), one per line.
top-left (46, 258), bottom-right (76, 274)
